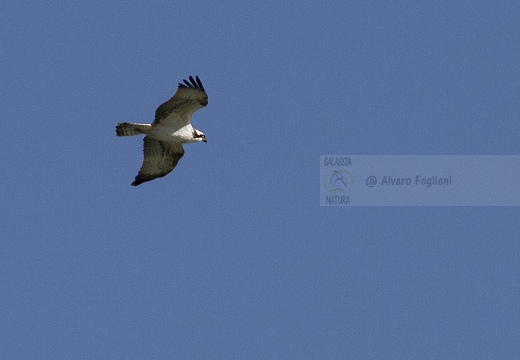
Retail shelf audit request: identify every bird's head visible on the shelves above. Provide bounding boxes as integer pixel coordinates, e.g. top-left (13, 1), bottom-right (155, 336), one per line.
top-left (193, 129), bottom-right (207, 143)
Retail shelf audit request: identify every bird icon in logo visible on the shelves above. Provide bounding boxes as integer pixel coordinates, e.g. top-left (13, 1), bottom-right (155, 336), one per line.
top-left (323, 169), bottom-right (352, 193)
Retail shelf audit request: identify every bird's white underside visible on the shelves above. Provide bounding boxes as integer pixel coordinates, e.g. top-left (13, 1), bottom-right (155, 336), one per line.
top-left (149, 123), bottom-right (200, 144)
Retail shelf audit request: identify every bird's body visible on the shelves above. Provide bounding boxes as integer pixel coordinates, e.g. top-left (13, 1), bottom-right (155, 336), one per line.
top-left (115, 76), bottom-right (208, 186)
top-left (149, 122), bottom-right (200, 143)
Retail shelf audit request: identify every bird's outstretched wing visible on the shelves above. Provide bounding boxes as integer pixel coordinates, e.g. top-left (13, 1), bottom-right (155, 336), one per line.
top-left (153, 76), bottom-right (208, 127)
top-left (132, 136), bottom-right (184, 186)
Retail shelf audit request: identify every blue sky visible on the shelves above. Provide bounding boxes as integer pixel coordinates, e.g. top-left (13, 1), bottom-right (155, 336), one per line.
top-left (1, 1), bottom-right (520, 358)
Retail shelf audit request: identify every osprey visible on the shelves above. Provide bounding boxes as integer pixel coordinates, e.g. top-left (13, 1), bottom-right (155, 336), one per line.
top-left (115, 76), bottom-right (208, 186)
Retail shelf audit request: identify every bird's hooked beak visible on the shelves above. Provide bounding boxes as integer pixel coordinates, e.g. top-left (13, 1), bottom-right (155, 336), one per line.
top-left (203, 138), bottom-right (207, 143)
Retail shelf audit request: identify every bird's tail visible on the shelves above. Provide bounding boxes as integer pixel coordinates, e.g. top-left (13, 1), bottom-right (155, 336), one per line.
top-left (115, 122), bottom-right (152, 136)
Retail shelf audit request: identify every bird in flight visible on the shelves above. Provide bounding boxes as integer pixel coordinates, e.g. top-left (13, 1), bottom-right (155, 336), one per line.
top-left (115, 76), bottom-right (208, 186)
